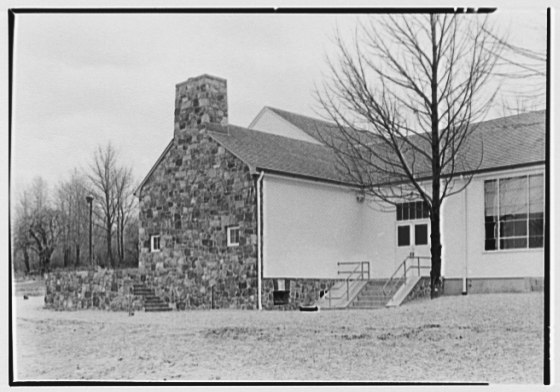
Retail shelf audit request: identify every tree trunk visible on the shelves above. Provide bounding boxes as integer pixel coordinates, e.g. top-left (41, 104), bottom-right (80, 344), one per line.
top-left (63, 247), bottom-right (69, 268)
top-left (119, 215), bottom-right (125, 265)
top-left (106, 217), bottom-right (114, 268)
top-left (23, 248), bottom-right (31, 274)
top-left (430, 209), bottom-right (443, 298)
top-left (429, 14), bottom-right (442, 299)
top-left (115, 216), bottom-right (121, 266)
top-left (75, 244), bottom-right (80, 268)
top-left (40, 251), bottom-right (52, 274)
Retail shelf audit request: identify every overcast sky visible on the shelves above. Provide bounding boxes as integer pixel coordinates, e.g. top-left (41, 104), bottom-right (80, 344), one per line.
top-left (11, 9), bottom-right (547, 200)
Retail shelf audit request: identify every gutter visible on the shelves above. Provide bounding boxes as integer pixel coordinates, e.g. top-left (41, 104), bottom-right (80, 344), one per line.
top-left (256, 171), bottom-right (265, 310)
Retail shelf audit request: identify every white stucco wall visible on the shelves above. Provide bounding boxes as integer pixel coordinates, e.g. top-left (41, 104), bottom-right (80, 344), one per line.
top-left (248, 108), bottom-right (321, 144)
top-left (262, 175), bottom-right (396, 279)
top-left (443, 167), bottom-right (545, 279)
top-left (262, 165), bottom-right (544, 281)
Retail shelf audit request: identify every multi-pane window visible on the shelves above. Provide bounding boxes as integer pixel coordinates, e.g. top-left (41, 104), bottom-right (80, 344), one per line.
top-left (397, 223), bottom-right (429, 247)
top-left (397, 201), bottom-right (430, 247)
top-left (227, 226), bottom-right (240, 247)
top-left (396, 201), bottom-right (430, 221)
top-left (150, 235), bottom-right (161, 252)
top-left (484, 174), bottom-right (544, 251)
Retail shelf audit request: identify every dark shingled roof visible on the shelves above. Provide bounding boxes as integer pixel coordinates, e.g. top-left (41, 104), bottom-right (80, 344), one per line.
top-left (463, 110), bottom-right (545, 172)
top-left (206, 124), bottom-right (348, 184)
top-left (137, 109), bottom-right (545, 194)
top-left (208, 109), bottom-right (545, 184)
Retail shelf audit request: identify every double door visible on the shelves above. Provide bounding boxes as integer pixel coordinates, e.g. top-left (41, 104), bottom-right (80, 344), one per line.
top-left (395, 220), bottom-right (430, 275)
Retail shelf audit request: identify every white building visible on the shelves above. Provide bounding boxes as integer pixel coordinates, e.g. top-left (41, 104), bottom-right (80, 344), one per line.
top-left (137, 75), bottom-right (545, 310)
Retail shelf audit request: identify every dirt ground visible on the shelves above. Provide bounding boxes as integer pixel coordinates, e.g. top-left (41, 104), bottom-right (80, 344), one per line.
top-left (12, 291), bottom-right (544, 383)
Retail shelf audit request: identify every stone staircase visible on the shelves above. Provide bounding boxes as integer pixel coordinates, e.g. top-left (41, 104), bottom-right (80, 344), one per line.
top-left (133, 283), bottom-right (172, 312)
top-left (348, 279), bottom-right (390, 309)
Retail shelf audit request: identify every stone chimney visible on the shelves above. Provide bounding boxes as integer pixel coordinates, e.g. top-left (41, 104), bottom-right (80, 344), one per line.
top-left (174, 74), bottom-right (228, 138)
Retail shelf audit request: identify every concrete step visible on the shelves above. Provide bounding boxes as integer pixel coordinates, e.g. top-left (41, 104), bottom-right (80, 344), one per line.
top-left (133, 284), bottom-right (172, 311)
top-left (356, 294), bottom-right (389, 301)
top-left (351, 305), bottom-right (385, 309)
top-left (145, 306), bottom-right (172, 312)
top-left (357, 288), bottom-right (387, 294)
top-left (347, 279), bottom-right (392, 309)
top-left (352, 300), bottom-right (387, 308)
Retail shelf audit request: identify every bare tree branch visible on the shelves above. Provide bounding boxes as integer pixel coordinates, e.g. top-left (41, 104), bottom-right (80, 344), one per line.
top-left (316, 14), bottom-right (505, 297)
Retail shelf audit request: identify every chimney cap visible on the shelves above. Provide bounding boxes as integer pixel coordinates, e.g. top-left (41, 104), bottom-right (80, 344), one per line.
top-left (176, 74), bottom-right (227, 88)
top-left (204, 122), bottom-right (229, 134)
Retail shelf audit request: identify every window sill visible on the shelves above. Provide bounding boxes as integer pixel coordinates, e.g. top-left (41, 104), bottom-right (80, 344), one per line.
top-left (482, 247), bottom-right (544, 255)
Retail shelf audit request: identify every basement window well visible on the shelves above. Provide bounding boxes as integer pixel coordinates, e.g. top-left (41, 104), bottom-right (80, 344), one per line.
top-left (273, 279), bottom-right (290, 305)
top-left (227, 226), bottom-right (240, 247)
top-left (150, 235), bottom-right (161, 252)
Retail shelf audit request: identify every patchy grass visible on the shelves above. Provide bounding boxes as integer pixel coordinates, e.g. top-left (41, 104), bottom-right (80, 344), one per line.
top-left (13, 278), bottom-right (46, 297)
top-left (13, 292), bottom-right (544, 383)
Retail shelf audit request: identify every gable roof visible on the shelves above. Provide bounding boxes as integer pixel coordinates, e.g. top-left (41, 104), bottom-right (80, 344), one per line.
top-left (263, 108), bottom-right (545, 177)
top-left (136, 109), bottom-right (545, 195)
top-left (265, 107), bottom-right (380, 146)
top-left (461, 110), bottom-right (545, 173)
top-left (206, 124), bottom-right (349, 185)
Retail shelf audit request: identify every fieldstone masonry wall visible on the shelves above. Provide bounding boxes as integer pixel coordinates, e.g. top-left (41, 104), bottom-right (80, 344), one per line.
top-left (44, 268), bottom-right (144, 311)
top-left (138, 75), bottom-right (258, 309)
top-left (262, 278), bottom-right (336, 310)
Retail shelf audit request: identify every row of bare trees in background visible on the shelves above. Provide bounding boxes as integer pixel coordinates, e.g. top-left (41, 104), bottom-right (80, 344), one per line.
top-left (12, 143), bottom-right (138, 275)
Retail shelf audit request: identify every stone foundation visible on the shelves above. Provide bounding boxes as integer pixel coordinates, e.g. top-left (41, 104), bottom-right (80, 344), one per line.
top-left (401, 277), bottom-right (431, 305)
top-left (262, 278), bottom-right (336, 310)
top-left (140, 266), bottom-right (257, 310)
top-left (443, 277), bottom-right (545, 296)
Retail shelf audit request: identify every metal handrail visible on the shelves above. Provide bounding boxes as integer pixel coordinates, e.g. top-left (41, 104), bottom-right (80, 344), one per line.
top-left (382, 254), bottom-right (431, 297)
top-left (326, 261), bottom-right (370, 306)
top-left (337, 261), bottom-right (370, 280)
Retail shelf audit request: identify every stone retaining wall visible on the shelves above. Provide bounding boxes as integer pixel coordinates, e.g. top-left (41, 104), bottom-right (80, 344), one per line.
top-left (44, 268), bottom-right (144, 311)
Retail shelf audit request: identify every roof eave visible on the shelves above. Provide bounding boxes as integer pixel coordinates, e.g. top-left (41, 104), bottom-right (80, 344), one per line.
top-left (134, 139), bottom-right (174, 197)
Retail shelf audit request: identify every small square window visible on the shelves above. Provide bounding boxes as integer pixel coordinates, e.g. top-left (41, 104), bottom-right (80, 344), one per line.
top-left (397, 226), bottom-right (410, 247)
top-left (151, 235), bottom-right (161, 252)
top-left (227, 226), bottom-right (240, 247)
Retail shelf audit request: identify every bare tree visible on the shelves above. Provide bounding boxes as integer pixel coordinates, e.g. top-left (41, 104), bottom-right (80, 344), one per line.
top-left (16, 177), bottom-right (61, 274)
top-left (87, 143), bottom-right (135, 268)
top-left (317, 14), bottom-right (503, 297)
top-left (486, 19), bottom-right (546, 115)
top-left (114, 166), bottom-right (136, 265)
top-left (55, 170), bottom-right (90, 268)
top-left (88, 144), bottom-right (119, 267)
top-left (13, 190), bottom-right (34, 274)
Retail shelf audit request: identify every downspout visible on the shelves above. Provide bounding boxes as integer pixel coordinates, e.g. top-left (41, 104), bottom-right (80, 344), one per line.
top-left (463, 179), bottom-right (468, 295)
top-left (256, 171), bottom-right (265, 310)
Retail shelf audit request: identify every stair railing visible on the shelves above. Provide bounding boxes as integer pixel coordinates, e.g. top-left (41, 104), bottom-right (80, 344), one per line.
top-left (382, 253), bottom-right (431, 297)
top-left (326, 261), bottom-right (370, 307)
